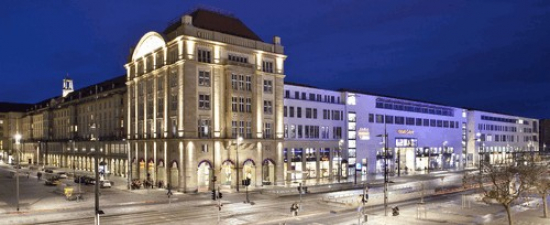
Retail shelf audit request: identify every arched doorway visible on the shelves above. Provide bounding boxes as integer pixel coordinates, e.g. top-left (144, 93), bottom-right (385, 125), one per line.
top-left (139, 158), bottom-right (146, 180)
top-left (242, 159), bottom-right (256, 186)
top-left (262, 159), bottom-right (275, 185)
top-left (157, 159), bottom-right (165, 188)
top-left (147, 159), bottom-right (155, 183)
top-left (197, 160), bottom-right (212, 192)
top-left (169, 161), bottom-right (179, 190)
top-left (221, 160), bottom-right (234, 186)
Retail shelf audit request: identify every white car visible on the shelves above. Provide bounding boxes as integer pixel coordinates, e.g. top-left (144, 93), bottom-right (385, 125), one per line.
top-left (100, 180), bottom-right (112, 188)
top-left (57, 172), bottom-right (68, 179)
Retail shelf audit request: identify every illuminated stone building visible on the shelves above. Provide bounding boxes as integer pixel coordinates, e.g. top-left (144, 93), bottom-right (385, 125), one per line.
top-left (0, 103), bottom-right (30, 163)
top-left (125, 9), bottom-right (286, 192)
top-left (17, 76), bottom-right (128, 177)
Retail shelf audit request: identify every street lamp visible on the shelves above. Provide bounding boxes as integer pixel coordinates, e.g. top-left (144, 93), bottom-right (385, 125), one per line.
top-left (14, 134), bottom-right (21, 212)
top-left (236, 136), bottom-right (243, 192)
top-left (376, 121), bottom-right (389, 217)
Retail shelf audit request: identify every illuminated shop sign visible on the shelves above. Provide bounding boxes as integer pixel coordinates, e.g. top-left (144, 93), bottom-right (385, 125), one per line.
top-left (358, 128), bottom-right (370, 140)
top-left (395, 138), bottom-right (417, 147)
top-left (397, 129), bottom-right (414, 135)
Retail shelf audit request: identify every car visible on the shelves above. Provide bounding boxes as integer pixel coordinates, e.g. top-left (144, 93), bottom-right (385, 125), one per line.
top-left (86, 178), bottom-right (96, 185)
top-left (74, 176), bottom-right (92, 184)
top-left (57, 172), bottom-right (68, 179)
top-left (45, 178), bottom-right (61, 186)
top-left (44, 169), bottom-right (54, 173)
top-left (100, 180), bottom-right (112, 188)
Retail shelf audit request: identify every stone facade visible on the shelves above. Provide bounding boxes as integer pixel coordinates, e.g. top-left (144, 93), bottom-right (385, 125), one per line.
top-left (125, 9), bottom-right (286, 192)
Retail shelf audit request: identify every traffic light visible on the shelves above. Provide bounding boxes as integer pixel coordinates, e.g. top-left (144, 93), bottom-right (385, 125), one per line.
top-left (211, 190), bottom-right (216, 200)
top-left (218, 192), bottom-right (223, 199)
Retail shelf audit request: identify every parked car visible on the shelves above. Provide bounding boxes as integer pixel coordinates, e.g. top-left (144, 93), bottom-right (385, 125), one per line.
top-left (100, 180), bottom-right (112, 188)
top-left (44, 169), bottom-right (54, 173)
top-left (57, 172), bottom-right (68, 179)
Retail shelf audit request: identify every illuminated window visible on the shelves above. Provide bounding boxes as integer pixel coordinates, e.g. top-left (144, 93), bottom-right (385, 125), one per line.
top-left (262, 61), bottom-right (273, 73)
top-left (198, 71), bottom-right (210, 86)
top-left (198, 49), bottom-right (211, 63)
top-left (198, 94), bottom-right (210, 110)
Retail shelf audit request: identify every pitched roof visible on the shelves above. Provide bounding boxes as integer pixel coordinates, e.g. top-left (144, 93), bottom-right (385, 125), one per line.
top-left (164, 8), bottom-right (262, 41)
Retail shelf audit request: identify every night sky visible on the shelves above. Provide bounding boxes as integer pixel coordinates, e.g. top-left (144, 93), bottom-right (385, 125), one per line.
top-left (1, 1), bottom-right (549, 119)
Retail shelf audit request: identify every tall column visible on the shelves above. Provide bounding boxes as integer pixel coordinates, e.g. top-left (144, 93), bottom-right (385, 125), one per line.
top-left (256, 142), bottom-right (263, 187)
top-left (185, 141), bottom-right (197, 192)
top-left (153, 141), bottom-right (157, 184)
top-left (178, 141), bottom-right (184, 192)
top-left (164, 141), bottom-right (168, 188)
top-left (316, 147), bottom-right (320, 182)
top-left (163, 69), bottom-right (169, 138)
top-left (329, 147), bottom-right (334, 181)
top-left (276, 141), bottom-right (284, 185)
top-left (177, 63), bottom-right (184, 137)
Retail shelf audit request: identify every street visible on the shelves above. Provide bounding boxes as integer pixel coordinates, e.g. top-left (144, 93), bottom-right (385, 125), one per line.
top-left (1, 162), bottom-right (549, 225)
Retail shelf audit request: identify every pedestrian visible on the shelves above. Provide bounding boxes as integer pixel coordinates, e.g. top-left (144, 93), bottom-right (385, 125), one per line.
top-left (37, 172), bottom-right (42, 181)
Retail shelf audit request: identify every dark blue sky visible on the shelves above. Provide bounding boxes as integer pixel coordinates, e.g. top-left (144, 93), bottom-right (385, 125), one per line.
top-left (1, 1), bottom-right (549, 118)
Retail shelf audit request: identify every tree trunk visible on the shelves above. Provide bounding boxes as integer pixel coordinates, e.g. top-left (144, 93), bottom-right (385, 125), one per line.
top-left (504, 204), bottom-right (513, 225)
top-left (544, 193), bottom-right (548, 218)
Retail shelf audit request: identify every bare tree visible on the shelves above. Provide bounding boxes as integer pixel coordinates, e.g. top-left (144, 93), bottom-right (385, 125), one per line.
top-left (463, 162), bottom-right (537, 225)
top-left (521, 162), bottom-right (550, 218)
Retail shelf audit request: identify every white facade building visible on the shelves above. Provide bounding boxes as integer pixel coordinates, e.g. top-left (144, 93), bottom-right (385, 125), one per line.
top-left (466, 110), bottom-right (539, 167)
top-left (343, 91), bottom-right (467, 175)
top-left (283, 83), bottom-right (347, 183)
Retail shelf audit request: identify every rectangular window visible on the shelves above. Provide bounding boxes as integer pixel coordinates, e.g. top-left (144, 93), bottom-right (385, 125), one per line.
top-left (198, 94), bottom-right (210, 109)
top-left (430, 119), bottom-right (436, 127)
top-left (368, 114), bottom-right (374, 123)
top-left (297, 125), bottom-right (303, 138)
top-left (289, 107), bottom-right (295, 117)
top-left (395, 116), bottom-right (404, 125)
top-left (376, 114), bottom-right (384, 123)
top-left (264, 123), bottom-right (273, 138)
top-left (437, 120), bottom-right (443, 127)
top-left (385, 115), bottom-right (394, 124)
top-left (297, 107), bottom-right (302, 118)
top-left (245, 75), bottom-right (252, 91)
top-left (245, 98), bottom-right (251, 113)
top-left (406, 117), bottom-right (415, 125)
top-left (305, 108), bottom-right (312, 119)
top-left (198, 49), bottom-right (211, 63)
top-left (198, 71), bottom-right (210, 86)
top-left (232, 97), bottom-right (238, 112)
top-left (290, 125), bottom-right (296, 138)
top-left (228, 54), bottom-right (248, 63)
top-left (231, 74), bottom-right (238, 90)
top-left (263, 100), bottom-right (273, 114)
top-left (415, 118), bottom-right (422, 126)
top-left (423, 119), bottom-right (430, 127)
top-left (198, 119), bottom-right (210, 138)
top-left (239, 97), bottom-right (245, 112)
top-left (313, 108), bottom-right (317, 119)
top-left (262, 61), bottom-right (274, 73)
top-left (263, 80), bottom-right (273, 93)
top-left (443, 121), bottom-right (449, 128)
top-left (333, 127), bottom-right (342, 139)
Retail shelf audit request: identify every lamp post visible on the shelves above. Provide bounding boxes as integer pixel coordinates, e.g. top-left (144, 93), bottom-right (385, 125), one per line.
top-left (376, 121), bottom-right (389, 217)
top-left (236, 136), bottom-right (243, 192)
top-left (14, 134), bottom-right (21, 212)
